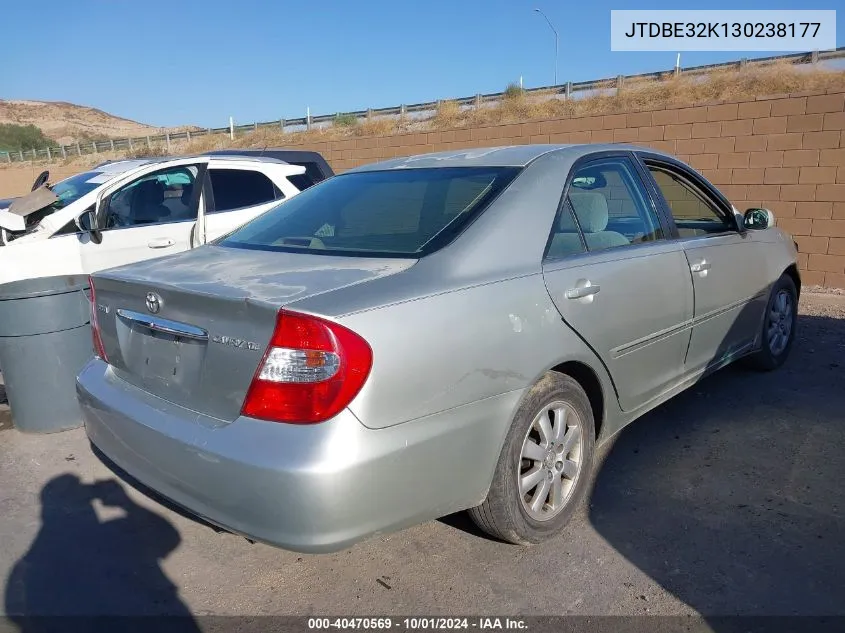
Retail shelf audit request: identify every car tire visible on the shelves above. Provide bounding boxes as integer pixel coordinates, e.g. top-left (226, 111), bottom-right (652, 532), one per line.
top-left (469, 372), bottom-right (595, 545)
top-left (742, 273), bottom-right (798, 371)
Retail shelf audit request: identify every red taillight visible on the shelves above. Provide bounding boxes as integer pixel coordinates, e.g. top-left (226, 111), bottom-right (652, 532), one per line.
top-left (88, 275), bottom-right (108, 362)
top-left (241, 309), bottom-right (373, 424)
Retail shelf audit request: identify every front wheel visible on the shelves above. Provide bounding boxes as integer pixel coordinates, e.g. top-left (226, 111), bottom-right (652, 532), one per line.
top-left (743, 274), bottom-right (798, 371)
top-left (468, 372), bottom-right (595, 545)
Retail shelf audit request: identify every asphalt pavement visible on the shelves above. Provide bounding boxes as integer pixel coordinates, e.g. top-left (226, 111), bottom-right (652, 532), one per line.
top-left (0, 293), bottom-right (843, 622)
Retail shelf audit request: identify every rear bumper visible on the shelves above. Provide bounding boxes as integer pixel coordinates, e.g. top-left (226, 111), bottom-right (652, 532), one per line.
top-left (77, 360), bottom-right (520, 553)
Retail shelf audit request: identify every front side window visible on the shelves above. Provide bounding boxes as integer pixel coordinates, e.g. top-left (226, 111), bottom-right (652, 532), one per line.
top-left (219, 167), bottom-right (520, 257)
top-left (50, 171), bottom-right (108, 208)
top-left (557, 157), bottom-right (663, 254)
top-left (102, 165), bottom-right (199, 229)
top-left (9, 171), bottom-right (109, 239)
top-left (647, 164), bottom-right (735, 237)
top-left (208, 169), bottom-right (282, 213)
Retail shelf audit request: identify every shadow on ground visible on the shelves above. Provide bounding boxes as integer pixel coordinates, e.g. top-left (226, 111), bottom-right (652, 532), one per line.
top-left (3, 473), bottom-right (199, 631)
top-left (589, 312), bottom-right (845, 620)
top-left (4, 304), bottom-right (842, 625)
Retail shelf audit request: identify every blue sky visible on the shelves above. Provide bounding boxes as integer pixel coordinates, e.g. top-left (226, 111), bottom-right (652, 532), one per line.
top-left (1, 0), bottom-right (842, 128)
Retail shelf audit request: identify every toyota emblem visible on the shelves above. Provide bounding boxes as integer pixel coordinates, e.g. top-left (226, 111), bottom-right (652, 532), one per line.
top-left (145, 292), bottom-right (162, 314)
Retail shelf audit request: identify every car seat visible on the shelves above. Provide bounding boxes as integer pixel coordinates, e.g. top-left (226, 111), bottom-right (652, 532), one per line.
top-left (130, 180), bottom-right (170, 224)
top-left (568, 191), bottom-right (629, 251)
top-left (181, 183), bottom-right (194, 207)
top-left (165, 182), bottom-right (195, 221)
top-left (547, 204), bottom-right (584, 258)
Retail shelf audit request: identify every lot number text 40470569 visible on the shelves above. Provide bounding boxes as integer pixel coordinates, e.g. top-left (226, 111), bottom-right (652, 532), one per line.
top-left (307, 617), bottom-right (528, 630)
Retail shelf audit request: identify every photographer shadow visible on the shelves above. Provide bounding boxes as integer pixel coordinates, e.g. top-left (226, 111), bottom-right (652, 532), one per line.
top-left (4, 473), bottom-right (199, 630)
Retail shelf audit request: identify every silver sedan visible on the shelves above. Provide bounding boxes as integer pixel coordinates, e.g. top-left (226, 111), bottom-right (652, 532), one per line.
top-left (77, 144), bottom-right (800, 553)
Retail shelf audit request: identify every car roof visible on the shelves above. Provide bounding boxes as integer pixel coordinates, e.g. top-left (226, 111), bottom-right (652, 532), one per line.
top-left (346, 143), bottom-right (675, 171)
top-left (94, 154), bottom-right (301, 169)
top-left (88, 158), bottom-right (164, 173)
top-left (84, 154), bottom-right (306, 184)
top-left (204, 149), bottom-right (334, 178)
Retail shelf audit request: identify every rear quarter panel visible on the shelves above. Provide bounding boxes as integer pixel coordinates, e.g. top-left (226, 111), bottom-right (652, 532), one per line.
top-left (334, 272), bottom-right (618, 432)
top-left (288, 149), bottom-right (625, 438)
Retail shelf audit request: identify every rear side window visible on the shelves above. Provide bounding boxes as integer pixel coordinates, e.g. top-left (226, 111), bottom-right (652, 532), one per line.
top-left (219, 167), bottom-right (519, 257)
top-left (561, 157), bottom-right (663, 253)
top-left (208, 169), bottom-right (282, 213)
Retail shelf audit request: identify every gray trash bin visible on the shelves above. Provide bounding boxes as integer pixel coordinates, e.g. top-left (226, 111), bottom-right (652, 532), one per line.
top-left (0, 275), bottom-right (93, 433)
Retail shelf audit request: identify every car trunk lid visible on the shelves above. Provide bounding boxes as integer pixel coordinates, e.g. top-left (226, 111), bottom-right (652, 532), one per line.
top-left (92, 245), bottom-right (414, 422)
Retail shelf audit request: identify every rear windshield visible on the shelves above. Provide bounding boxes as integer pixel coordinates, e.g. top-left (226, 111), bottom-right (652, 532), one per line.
top-left (218, 167), bottom-right (520, 257)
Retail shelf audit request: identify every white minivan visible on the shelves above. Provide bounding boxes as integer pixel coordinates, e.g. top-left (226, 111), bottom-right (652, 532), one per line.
top-left (0, 150), bottom-right (334, 285)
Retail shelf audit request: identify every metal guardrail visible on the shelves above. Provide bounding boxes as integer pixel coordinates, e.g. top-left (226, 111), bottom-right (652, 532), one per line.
top-left (2, 47), bottom-right (844, 164)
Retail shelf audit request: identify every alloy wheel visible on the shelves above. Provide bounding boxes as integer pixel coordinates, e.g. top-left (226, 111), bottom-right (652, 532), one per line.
top-left (517, 401), bottom-right (583, 521)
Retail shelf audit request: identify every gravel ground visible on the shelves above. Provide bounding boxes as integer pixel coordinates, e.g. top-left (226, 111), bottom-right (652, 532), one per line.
top-left (0, 292), bottom-right (842, 622)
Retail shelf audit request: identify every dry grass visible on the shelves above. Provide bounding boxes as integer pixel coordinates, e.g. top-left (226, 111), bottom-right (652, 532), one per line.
top-left (124, 143), bottom-right (169, 159)
top-left (432, 100), bottom-right (462, 129)
top-left (0, 99), bottom-right (163, 146)
top-left (355, 117), bottom-right (401, 137)
top-left (430, 62), bottom-right (845, 128)
top-left (186, 63), bottom-right (844, 145)
top-left (4, 62), bottom-right (843, 171)
top-left (172, 116), bottom-right (408, 153)
top-left (333, 113), bottom-right (359, 128)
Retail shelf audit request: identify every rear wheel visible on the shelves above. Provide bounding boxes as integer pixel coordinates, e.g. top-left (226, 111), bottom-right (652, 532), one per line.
top-left (742, 274), bottom-right (798, 371)
top-left (469, 372), bottom-right (595, 545)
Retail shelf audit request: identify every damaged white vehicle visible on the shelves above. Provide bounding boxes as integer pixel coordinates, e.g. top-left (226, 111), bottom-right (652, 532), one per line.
top-left (0, 150), bottom-right (333, 285)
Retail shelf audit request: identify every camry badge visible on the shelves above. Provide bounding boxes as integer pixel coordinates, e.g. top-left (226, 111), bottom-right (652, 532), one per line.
top-left (211, 335), bottom-right (261, 351)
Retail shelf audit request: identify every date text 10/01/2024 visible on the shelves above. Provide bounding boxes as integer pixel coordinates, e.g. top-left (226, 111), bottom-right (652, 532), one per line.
top-left (307, 618), bottom-right (527, 630)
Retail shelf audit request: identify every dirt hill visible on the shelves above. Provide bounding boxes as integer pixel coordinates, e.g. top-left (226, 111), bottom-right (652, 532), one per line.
top-left (0, 99), bottom-right (159, 145)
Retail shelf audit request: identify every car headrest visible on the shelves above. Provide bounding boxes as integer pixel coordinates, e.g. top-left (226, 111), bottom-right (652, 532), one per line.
top-left (569, 191), bottom-right (609, 233)
top-left (134, 180), bottom-right (165, 206)
top-left (181, 183), bottom-right (194, 206)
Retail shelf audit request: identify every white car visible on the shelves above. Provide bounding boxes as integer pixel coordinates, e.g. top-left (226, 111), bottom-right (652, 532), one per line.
top-left (0, 150), bottom-right (333, 284)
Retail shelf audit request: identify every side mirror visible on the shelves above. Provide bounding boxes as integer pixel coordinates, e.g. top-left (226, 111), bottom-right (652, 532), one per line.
top-left (743, 208), bottom-right (775, 231)
top-left (76, 208), bottom-right (102, 244)
top-left (32, 170), bottom-right (50, 192)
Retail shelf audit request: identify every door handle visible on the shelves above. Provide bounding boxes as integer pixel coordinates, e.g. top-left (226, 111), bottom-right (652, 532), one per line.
top-left (565, 283), bottom-right (601, 300)
top-left (690, 260), bottom-right (711, 274)
top-left (148, 238), bottom-right (175, 249)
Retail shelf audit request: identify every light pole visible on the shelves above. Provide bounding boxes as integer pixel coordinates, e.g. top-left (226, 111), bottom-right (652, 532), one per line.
top-left (533, 8), bottom-right (559, 86)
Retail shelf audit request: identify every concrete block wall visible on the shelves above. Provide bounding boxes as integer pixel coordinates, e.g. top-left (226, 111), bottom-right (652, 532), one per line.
top-left (0, 89), bottom-right (842, 287)
top-left (289, 89), bottom-right (845, 288)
